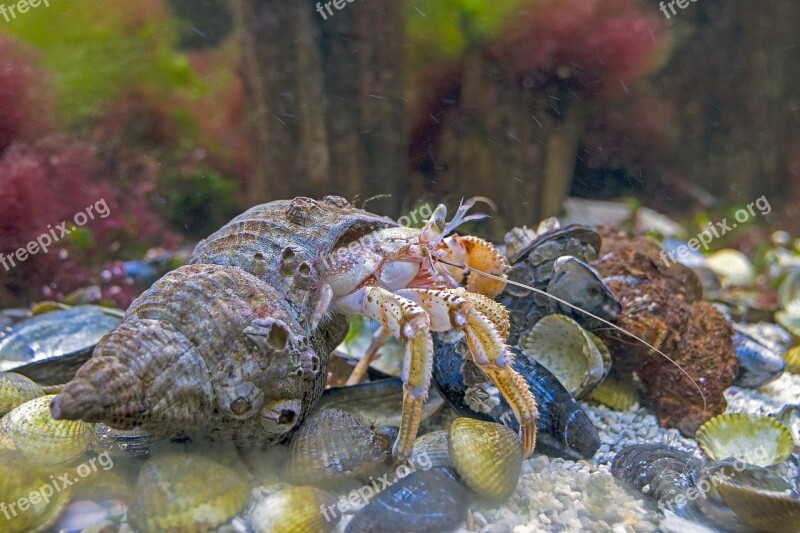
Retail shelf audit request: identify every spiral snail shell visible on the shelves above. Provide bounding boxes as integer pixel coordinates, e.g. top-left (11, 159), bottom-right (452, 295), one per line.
top-left (51, 197), bottom-right (395, 444)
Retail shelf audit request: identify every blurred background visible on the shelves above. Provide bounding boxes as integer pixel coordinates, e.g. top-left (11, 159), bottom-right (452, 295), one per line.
top-left (0, 0), bottom-right (798, 307)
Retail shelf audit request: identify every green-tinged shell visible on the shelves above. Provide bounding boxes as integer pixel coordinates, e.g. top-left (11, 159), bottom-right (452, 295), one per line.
top-left (284, 409), bottom-right (392, 487)
top-left (0, 372), bottom-right (44, 416)
top-left (0, 449), bottom-right (71, 532)
top-left (448, 417), bottom-right (523, 501)
top-left (0, 305), bottom-right (122, 385)
top-left (696, 413), bottom-right (793, 466)
top-left (409, 430), bottom-right (452, 470)
top-left (705, 249), bottom-right (755, 286)
top-left (0, 395), bottom-right (92, 465)
top-left (589, 375), bottom-right (638, 411)
top-left (519, 314), bottom-right (611, 399)
top-left (249, 486), bottom-right (337, 533)
top-left (714, 463), bottom-right (800, 533)
top-left (128, 452), bottom-right (249, 533)
top-left (784, 345), bottom-right (800, 374)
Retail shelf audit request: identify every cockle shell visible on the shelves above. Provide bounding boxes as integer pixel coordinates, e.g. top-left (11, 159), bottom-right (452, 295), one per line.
top-left (345, 468), bottom-right (468, 533)
top-left (448, 417), bottom-right (523, 501)
top-left (283, 409), bottom-right (393, 487)
top-left (410, 430), bottom-right (452, 470)
top-left (249, 486), bottom-right (337, 533)
top-left (0, 449), bottom-right (72, 533)
top-left (127, 452), bottom-right (250, 533)
top-left (520, 314), bottom-right (611, 399)
top-left (0, 372), bottom-right (44, 416)
top-left (696, 413), bottom-right (793, 467)
top-left (0, 395), bottom-right (92, 465)
top-left (705, 249), bottom-right (755, 286)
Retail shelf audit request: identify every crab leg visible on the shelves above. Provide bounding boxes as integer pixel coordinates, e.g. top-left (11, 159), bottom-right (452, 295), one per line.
top-left (397, 288), bottom-right (538, 457)
top-left (335, 286), bottom-right (433, 462)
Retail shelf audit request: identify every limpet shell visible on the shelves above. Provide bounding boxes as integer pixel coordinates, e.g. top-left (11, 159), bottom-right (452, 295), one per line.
top-left (696, 413), bottom-right (793, 467)
top-left (0, 372), bottom-right (44, 416)
top-left (448, 417), bottom-right (523, 501)
top-left (127, 452), bottom-right (249, 533)
top-left (520, 314), bottom-right (611, 399)
top-left (249, 486), bottom-right (337, 533)
top-left (283, 409), bottom-right (392, 487)
top-left (0, 449), bottom-right (72, 532)
top-left (0, 395), bottom-right (92, 465)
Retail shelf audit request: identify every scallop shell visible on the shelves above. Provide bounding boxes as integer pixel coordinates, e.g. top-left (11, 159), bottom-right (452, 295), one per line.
top-left (0, 449), bottom-right (72, 532)
top-left (717, 479), bottom-right (800, 533)
top-left (448, 417), bottom-right (523, 501)
top-left (345, 468), bottom-right (468, 533)
top-left (249, 486), bottom-right (337, 533)
top-left (127, 452), bottom-right (249, 533)
top-left (784, 345), bottom-right (800, 374)
top-left (0, 395), bottom-right (92, 465)
top-left (0, 372), bottom-right (44, 416)
top-left (283, 409), bottom-right (392, 487)
top-left (696, 413), bottom-right (793, 467)
top-left (589, 375), bottom-right (638, 411)
top-left (519, 314), bottom-right (611, 399)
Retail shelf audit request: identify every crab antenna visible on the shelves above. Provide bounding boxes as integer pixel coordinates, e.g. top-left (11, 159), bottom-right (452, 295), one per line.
top-left (464, 265), bottom-right (708, 413)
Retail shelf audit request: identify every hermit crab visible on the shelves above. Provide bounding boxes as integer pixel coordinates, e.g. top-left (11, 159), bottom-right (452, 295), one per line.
top-left (50, 196), bottom-right (538, 462)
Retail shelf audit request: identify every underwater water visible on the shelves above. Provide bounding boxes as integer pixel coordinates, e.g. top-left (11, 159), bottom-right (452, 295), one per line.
top-left (0, 1), bottom-right (799, 532)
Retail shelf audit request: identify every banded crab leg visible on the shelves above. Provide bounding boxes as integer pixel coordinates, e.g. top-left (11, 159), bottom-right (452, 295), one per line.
top-left (335, 286), bottom-right (433, 462)
top-left (396, 288), bottom-right (539, 457)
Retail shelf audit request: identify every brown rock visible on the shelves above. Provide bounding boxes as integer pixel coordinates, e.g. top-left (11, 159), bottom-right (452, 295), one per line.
top-left (592, 236), bottom-right (737, 436)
